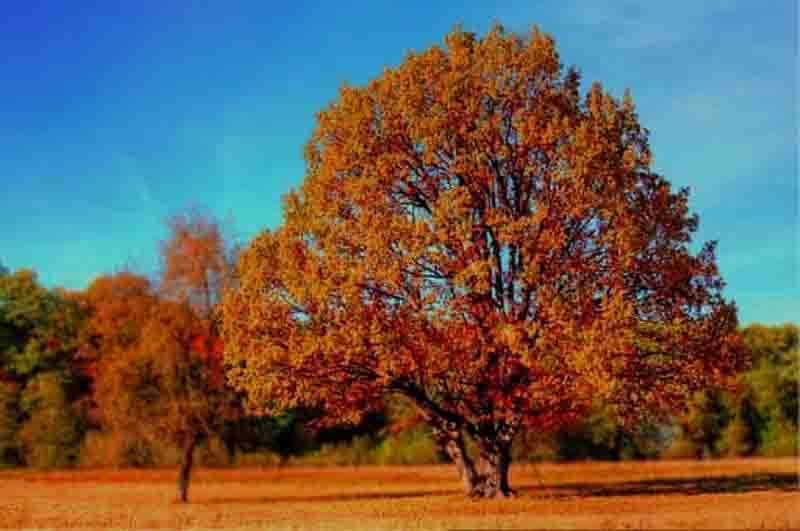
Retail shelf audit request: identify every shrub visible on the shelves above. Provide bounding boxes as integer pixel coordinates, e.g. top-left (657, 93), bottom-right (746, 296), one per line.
top-left (660, 428), bottom-right (700, 460)
top-left (0, 382), bottom-right (21, 466)
top-left (18, 373), bottom-right (81, 468)
top-left (375, 427), bottom-right (440, 465)
top-left (291, 435), bottom-right (379, 467)
top-left (758, 420), bottom-right (798, 457)
top-left (715, 416), bottom-right (753, 457)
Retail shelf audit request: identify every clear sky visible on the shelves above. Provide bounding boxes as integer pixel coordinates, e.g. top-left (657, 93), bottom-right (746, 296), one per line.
top-left (1, 1), bottom-right (796, 325)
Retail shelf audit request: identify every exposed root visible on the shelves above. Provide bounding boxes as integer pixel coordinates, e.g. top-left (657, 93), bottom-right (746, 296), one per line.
top-left (467, 476), bottom-right (517, 499)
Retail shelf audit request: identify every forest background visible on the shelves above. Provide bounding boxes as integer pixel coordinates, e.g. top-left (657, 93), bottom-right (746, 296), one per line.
top-left (1, 209), bottom-right (796, 470)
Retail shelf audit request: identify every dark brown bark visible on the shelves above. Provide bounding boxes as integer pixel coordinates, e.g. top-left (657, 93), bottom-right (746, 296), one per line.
top-left (177, 434), bottom-right (200, 503)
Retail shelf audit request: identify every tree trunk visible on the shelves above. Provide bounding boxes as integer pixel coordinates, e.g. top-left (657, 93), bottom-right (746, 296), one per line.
top-left (177, 435), bottom-right (199, 503)
top-left (404, 393), bottom-right (514, 499)
top-left (472, 440), bottom-right (514, 499)
top-left (444, 433), bottom-right (479, 494)
top-left (431, 423), bottom-right (479, 494)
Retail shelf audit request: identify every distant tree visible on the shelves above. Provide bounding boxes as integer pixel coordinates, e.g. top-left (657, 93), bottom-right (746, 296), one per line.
top-left (738, 323), bottom-right (798, 456)
top-left (0, 270), bottom-right (85, 380)
top-left (715, 408), bottom-right (754, 457)
top-left (95, 296), bottom-right (238, 501)
top-left (83, 210), bottom-right (246, 500)
top-left (0, 269), bottom-right (86, 467)
top-left (18, 372), bottom-right (82, 468)
top-left (666, 323), bottom-right (798, 459)
top-left (742, 323), bottom-right (798, 365)
top-left (159, 208), bottom-right (238, 320)
top-left (74, 272), bottom-right (159, 419)
top-left (222, 26), bottom-right (747, 497)
top-left (78, 272), bottom-right (157, 359)
top-left (677, 389), bottom-right (732, 458)
top-left (552, 403), bottom-right (663, 461)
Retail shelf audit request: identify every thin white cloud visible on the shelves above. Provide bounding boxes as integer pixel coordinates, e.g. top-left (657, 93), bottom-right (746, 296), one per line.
top-left (565, 0), bottom-right (746, 49)
top-left (113, 154), bottom-right (162, 216)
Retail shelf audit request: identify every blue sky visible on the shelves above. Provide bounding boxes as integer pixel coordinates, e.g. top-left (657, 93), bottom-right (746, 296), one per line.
top-left (1, 1), bottom-right (796, 325)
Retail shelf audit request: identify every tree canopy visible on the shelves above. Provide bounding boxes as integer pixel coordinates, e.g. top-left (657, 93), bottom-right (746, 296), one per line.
top-left (90, 211), bottom-right (241, 502)
top-left (222, 26), bottom-right (747, 497)
top-left (159, 208), bottom-right (237, 319)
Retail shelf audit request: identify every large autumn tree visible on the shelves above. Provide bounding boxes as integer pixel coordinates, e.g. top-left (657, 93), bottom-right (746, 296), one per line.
top-left (222, 26), bottom-right (746, 498)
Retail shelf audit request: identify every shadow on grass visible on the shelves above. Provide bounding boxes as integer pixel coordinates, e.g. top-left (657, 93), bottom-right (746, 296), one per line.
top-left (205, 472), bottom-right (797, 505)
top-left (521, 472), bottom-right (798, 499)
top-left (206, 489), bottom-right (461, 505)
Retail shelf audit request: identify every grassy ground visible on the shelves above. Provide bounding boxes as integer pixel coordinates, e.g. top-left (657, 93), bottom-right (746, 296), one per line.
top-left (0, 457), bottom-right (797, 530)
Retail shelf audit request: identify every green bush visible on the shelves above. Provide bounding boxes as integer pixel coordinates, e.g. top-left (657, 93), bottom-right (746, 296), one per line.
top-left (757, 419), bottom-right (798, 457)
top-left (512, 431), bottom-right (558, 463)
top-left (18, 372), bottom-right (81, 468)
top-left (0, 382), bottom-right (21, 466)
top-left (660, 433), bottom-right (700, 460)
top-left (715, 415), bottom-right (753, 457)
top-left (375, 426), bottom-right (440, 465)
top-left (291, 435), bottom-right (379, 466)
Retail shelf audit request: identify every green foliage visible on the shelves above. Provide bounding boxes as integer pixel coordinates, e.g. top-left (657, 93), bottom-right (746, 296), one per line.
top-left (742, 323), bottom-right (798, 362)
top-left (730, 324), bottom-right (797, 457)
top-left (0, 270), bottom-right (85, 469)
top-left (757, 419), bottom-right (797, 457)
top-left (660, 433), bottom-right (700, 459)
top-left (665, 323), bottom-right (798, 459)
top-left (0, 270), bottom-right (84, 378)
top-left (551, 407), bottom-right (664, 461)
top-left (222, 412), bottom-right (314, 462)
top-left (511, 431), bottom-right (558, 463)
top-left (17, 372), bottom-right (82, 468)
top-left (293, 435), bottom-right (380, 467)
top-left (505, 324), bottom-right (796, 462)
top-left (0, 263), bottom-right (794, 469)
top-left (375, 426), bottom-right (440, 465)
top-left (715, 414), bottom-right (753, 457)
top-left (0, 382), bottom-right (21, 466)
top-left (678, 389), bottom-right (731, 458)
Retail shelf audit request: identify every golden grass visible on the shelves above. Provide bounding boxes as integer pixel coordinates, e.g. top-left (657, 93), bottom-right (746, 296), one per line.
top-left (0, 457), bottom-right (797, 530)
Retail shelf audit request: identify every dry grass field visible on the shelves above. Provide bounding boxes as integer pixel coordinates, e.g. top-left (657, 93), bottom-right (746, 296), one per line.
top-left (0, 458), bottom-right (797, 530)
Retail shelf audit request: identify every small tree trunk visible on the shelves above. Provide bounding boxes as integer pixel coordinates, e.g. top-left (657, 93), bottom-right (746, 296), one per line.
top-left (177, 435), bottom-right (199, 503)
